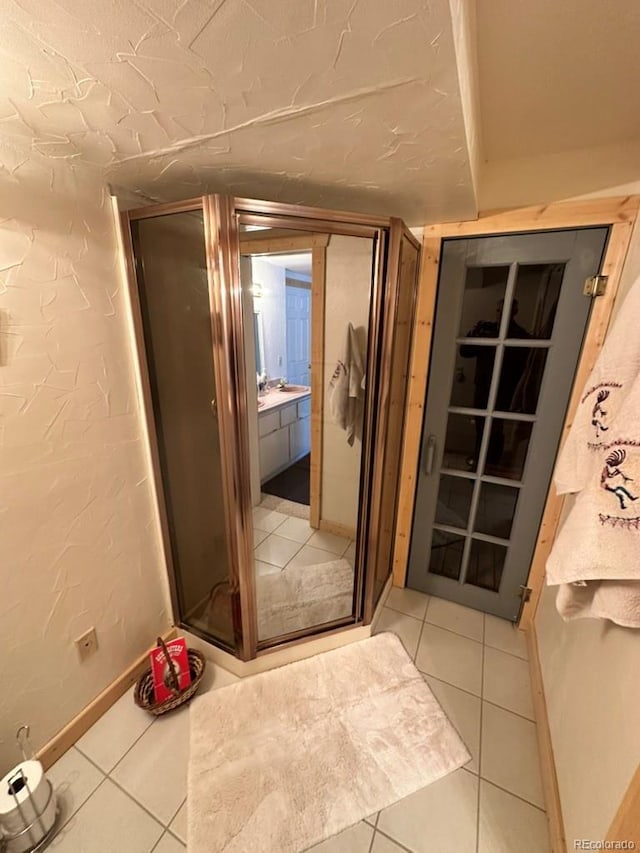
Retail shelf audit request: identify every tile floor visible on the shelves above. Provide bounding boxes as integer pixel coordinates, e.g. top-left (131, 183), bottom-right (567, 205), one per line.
top-left (46, 590), bottom-right (549, 853)
top-left (252, 506), bottom-right (356, 577)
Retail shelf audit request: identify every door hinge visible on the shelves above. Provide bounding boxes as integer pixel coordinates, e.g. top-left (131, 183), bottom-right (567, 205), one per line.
top-left (584, 275), bottom-right (608, 297)
top-left (515, 585), bottom-right (533, 622)
top-left (518, 585), bottom-right (532, 603)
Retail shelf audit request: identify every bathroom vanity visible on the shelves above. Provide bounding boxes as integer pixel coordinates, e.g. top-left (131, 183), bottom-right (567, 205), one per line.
top-left (258, 388), bottom-right (311, 482)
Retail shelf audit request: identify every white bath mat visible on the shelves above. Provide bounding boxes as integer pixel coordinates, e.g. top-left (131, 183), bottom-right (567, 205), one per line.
top-left (188, 633), bottom-right (470, 853)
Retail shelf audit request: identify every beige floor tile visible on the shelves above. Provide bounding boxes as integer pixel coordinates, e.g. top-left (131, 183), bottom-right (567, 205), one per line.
top-left (252, 527), bottom-right (269, 547)
top-left (276, 515), bottom-right (315, 543)
top-left (287, 544), bottom-right (340, 570)
top-left (154, 833), bottom-right (186, 853)
top-left (481, 702), bottom-right (544, 808)
top-left (483, 647), bottom-right (534, 720)
top-left (49, 779), bottom-right (163, 853)
top-left (169, 801), bottom-right (186, 843)
top-left (344, 541), bottom-right (356, 565)
top-left (374, 607), bottom-right (423, 658)
top-left (307, 821), bottom-right (374, 851)
top-left (252, 507), bottom-right (288, 532)
top-left (478, 780), bottom-right (549, 853)
top-left (484, 615), bottom-right (528, 660)
top-left (426, 675), bottom-right (481, 773)
top-left (363, 813), bottom-right (379, 827)
top-left (48, 746), bottom-right (104, 828)
top-left (198, 663), bottom-right (240, 694)
top-left (425, 597), bottom-right (484, 642)
top-left (307, 530), bottom-right (350, 555)
top-left (255, 558), bottom-right (281, 576)
top-left (254, 533), bottom-right (302, 567)
top-left (415, 624), bottom-right (483, 695)
top-left (377, 768), bottom-right (478, 853)
top-left (385, 586), bottom-right (430, 620)
top-left (111, 707), bottom-right (189, 824)
top-left (370, 833), bottom-right (407, 852)
top-left (76, 688), bottom-right (154, 772)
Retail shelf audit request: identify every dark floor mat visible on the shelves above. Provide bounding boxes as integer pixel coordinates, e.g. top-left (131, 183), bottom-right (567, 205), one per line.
top-left (262, 454), bottom-right (310, 505)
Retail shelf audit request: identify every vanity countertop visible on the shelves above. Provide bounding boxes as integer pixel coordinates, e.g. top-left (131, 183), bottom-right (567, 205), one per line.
top-left (257, 387), bottom-right (311, 414)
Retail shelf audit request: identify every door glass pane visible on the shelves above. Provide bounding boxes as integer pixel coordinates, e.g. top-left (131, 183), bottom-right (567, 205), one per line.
top-left (512, 263), bottom-right (565, 339)
top-left (458, 266), bottom-right (510, 338)
top-left (484, 419), bottom-right (533, 480)
top-left (496, 347), bottom-right (548, 414)
top-left (430, 530), bottom-right (465, 580)
top-left (451, 346), bottom-right (496, 409)
top-left (132, 212), bottom-right (236, 650)
top-left (466, 539), bottom-right (507, 591)
top-left (475, 483), bottom-right (519, 539)
top-left (444, 413), bottom-right (485, 472)
top-left (435, 475), bottom-right (473, 529)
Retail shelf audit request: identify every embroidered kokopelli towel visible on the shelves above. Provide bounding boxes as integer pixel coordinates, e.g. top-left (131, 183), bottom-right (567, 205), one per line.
top-left (553, 275), bottom-right (640, 494)
top-left (547, 371), bottom-right (640, 588)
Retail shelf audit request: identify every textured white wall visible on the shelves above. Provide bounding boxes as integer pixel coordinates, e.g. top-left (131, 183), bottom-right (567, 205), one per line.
top-left (0, 147), bottom-right (169, 774)
top-left (536, 196), bottom-right (640, 841)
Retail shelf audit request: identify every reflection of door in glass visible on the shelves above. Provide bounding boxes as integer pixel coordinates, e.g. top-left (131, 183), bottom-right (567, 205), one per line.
top-left (286, 283), bottom-right (311, 386)
top-left (408, 228), bottom-right (609, 620)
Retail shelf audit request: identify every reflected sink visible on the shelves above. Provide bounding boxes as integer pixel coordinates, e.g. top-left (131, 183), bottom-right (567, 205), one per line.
top-left (278, 384), bottom-right (310, 393)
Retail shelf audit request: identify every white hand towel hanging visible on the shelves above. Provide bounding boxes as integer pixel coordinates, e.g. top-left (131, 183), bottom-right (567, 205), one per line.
top-left (547, 352), bottom-right (640, 627)
top-left (553, 274), bottom-right (640, 494)
top-left (329, 322), bottom-right (366, 446)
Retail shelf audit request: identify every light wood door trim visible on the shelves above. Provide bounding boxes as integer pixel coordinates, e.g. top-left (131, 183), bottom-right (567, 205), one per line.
top-left (607, 762), bottom-right (640, 846)
top-left (528, 624), bottom-right (566, 852)
top-left (392, 235), bottom-right (441, 585)
top-left (310, 246), bottom-right (326, 528)
top-left (426, 195), bottom-right (638, 239)
top-left (393, 198), bottom-right (639, 610)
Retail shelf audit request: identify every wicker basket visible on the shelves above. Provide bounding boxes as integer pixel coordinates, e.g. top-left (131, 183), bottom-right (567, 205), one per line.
top-left (134, 637), bottom-right (206, 716)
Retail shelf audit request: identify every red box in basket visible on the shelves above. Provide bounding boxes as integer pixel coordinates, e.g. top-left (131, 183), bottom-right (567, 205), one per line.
top-left (151, 638), bottom-right (192, 703)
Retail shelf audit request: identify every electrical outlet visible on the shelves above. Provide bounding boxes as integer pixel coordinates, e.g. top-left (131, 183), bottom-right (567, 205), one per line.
top-left (75, 627), bottom-right (98, 662)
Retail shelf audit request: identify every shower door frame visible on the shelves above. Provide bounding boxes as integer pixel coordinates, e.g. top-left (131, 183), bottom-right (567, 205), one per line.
top-left (120, 194), bottom-right (416, 660)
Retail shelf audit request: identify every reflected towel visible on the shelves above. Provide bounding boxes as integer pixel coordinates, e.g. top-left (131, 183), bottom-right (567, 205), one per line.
top-left (329, 322), bottom-right (366, 446)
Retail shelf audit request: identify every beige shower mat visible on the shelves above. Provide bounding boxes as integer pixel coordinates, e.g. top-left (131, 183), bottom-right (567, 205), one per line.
top-left (188, 633), bottom-right (470, 853)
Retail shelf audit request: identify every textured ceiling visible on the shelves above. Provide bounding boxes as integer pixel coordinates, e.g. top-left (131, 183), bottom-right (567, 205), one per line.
top-left (0, 0), bottom-right (477, 224)
top-left (477, 0), bottom-right (640, 162)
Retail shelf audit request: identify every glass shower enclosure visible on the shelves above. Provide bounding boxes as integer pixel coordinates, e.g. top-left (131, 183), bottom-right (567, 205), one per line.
top-left (119, 195), bottom-right (420, 661)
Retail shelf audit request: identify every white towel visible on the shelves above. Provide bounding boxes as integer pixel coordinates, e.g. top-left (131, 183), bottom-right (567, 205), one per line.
top-left (547, 284), bottom-right (640, 627)
top-left (329, 322), bottom-right (366, 446)
top-left (556, 580), bottom-right (640, 629)
top-left (554, 274), bottom-right (640, 494)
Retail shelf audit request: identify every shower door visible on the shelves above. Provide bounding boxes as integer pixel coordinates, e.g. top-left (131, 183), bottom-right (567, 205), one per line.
top-left (125, 200), bottom-right (254, 658)
top-left (407, 228), bottom-right (609, 620)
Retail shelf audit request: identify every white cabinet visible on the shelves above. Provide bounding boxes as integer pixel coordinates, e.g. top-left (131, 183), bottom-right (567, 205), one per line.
top-left (258, 396), bottom-right (311, 483)
top-left (290, 416), bottom-right (311, 460)
top-left (259, 428), bottom-right (290, 481)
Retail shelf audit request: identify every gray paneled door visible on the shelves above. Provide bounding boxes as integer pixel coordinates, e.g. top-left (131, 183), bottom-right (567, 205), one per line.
top-left (407, 228), bottom-right (609, 620)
